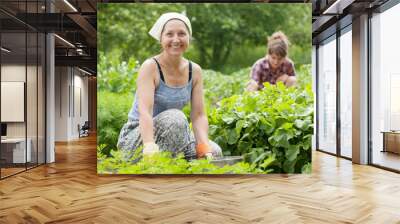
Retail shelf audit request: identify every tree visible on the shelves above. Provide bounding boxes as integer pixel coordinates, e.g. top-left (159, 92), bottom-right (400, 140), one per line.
top-left (98, 3), bottom-right (185, 62)
top-left (98, 3), bottom-right (311, 72)
top-left (186, 4), bottom-right (311, 71)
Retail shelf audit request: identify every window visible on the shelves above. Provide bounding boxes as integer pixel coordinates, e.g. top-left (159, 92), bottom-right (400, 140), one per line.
top-left (318, 36), bottom-right (337, 154)
top-left (339, 28), bottom-right (352, 158)
top-left (371, 3), bottom-right (400, 171)
top-left (0, 2), bottom-right (46, 179)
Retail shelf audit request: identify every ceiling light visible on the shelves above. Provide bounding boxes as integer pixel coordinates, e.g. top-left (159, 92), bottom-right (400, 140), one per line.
top-left (1, 47), bottom-right (11, 53)
top-left (78, 67), bottom-right (92, 76)
top-left (54, 34), bottom-right (75, 48)
top-left (323, 0), bottom-right (355, 15)
top-left (63, 0), bottom-right (78, 12)
top-left (76, 48), bottom-right (86, 55)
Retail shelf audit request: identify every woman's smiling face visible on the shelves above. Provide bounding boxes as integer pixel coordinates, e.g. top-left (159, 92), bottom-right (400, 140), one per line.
top-left (160, 19), bottom-right (190, 56)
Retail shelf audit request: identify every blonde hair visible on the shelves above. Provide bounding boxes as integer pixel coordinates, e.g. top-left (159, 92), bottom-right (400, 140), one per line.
top-left (267, 31), bottom-right (290, 58)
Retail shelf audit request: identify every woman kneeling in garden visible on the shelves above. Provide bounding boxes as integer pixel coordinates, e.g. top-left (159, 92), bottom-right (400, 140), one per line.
top-left (117, 12), bottom-right (222, 161)
top-left (247, 31), bottom-right (297, 91)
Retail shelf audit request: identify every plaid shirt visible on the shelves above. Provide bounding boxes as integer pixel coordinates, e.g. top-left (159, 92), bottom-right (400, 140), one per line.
top-left (250, 57), bottom-right (296, 89)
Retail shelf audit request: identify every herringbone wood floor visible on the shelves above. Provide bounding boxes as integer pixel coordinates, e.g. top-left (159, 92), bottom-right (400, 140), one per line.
top-left (1, 135), bottom-right (400, 224)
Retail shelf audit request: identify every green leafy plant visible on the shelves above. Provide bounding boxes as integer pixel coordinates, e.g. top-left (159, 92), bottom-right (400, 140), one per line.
top-left (183, 68), bottom-right (249, 119)
top-left (97, 48), bottom-right (313, 173)
top-left (97, 91), bottom-right (133, 156)
top-left (202, 69), bottom-right (248, 107)
top-left (97, 50), bottom-right (139, 94)
top-left (295, 64), bottom-right (312, 89)
top-left (97, 145), bottom-right (265, 174)
top-left (97, 52), bottom-right (139, 156)
top-left (208, 82), bottom-right (313, 173)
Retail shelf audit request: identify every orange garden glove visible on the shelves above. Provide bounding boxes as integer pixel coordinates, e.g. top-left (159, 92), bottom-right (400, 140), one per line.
top-left (196, 143), bottom-right (213, 159)
top-left (143, 142), bottom-right (160, 155)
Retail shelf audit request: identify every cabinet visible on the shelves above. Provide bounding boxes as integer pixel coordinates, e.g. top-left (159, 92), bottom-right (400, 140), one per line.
top-left (382, 131), bottom-right (400, 154)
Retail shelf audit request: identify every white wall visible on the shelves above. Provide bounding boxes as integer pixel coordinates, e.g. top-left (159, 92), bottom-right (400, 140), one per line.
top-left (1, 65), bottom-right (25, 81)
top-left (73, 72), bottom-right (89, 137)
top-left (55, 67), bottom-right (89, 141)
top-left (55, 67), bottom-right (69, 141)
top-left (1, 65), bottom-right (26, 138)
top-left (1, 63), bottom-right (46, 164)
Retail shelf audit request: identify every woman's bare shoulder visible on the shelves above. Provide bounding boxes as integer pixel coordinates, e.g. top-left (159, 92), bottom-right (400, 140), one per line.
top-left (188, 61), bottom-right (202, 87)
top-left (140, 58), bottom-right (158, 70)
top-left (189, 60), bottom-right (202, 79)
top-left (138, 58), bottom-right (158, 78)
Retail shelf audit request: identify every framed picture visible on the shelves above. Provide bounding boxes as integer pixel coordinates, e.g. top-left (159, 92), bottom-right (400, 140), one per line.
top-left (97, 3), bottom-right (312, 174)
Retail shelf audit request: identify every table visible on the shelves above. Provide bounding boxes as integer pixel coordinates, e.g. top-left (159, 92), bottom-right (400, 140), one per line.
top-left (1, 138), bottom-right (32, 163)
top-left (381, 131), bottom-right (400, 154)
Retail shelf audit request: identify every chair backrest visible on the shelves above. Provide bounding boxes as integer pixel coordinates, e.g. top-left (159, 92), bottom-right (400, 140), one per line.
top-left (82, 121), bottom-right (90, 129)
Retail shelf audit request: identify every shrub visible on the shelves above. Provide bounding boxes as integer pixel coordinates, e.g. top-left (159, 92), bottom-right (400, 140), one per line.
top-left (296, 64), bottom-right (312, 89)
top-left (97, 91), bottom-right (133, 156)
top-left (208, 82), bottom-right (313, 173)
top-left (97, 50), bottom-right (139, 94)
top-left (202, 69), bottom-right (248, 107)
top-left (97, 52), bottom-right (138, 155)
top-left (97, 56), bottom-right (313, 174)
top-left (183, 68), bottom-right (249, 119)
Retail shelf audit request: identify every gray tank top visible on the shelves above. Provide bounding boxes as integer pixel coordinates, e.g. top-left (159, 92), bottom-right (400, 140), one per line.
top-left (128, 58), bottom-right (193, 121)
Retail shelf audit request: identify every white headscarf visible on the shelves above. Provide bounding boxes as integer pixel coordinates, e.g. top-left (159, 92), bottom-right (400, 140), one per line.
top-left (148, 12), bottom-right (192, 41)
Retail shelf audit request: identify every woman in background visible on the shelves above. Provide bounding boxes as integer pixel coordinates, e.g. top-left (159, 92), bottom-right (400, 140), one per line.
top-left (247, 31), bottom-right (297, 91)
